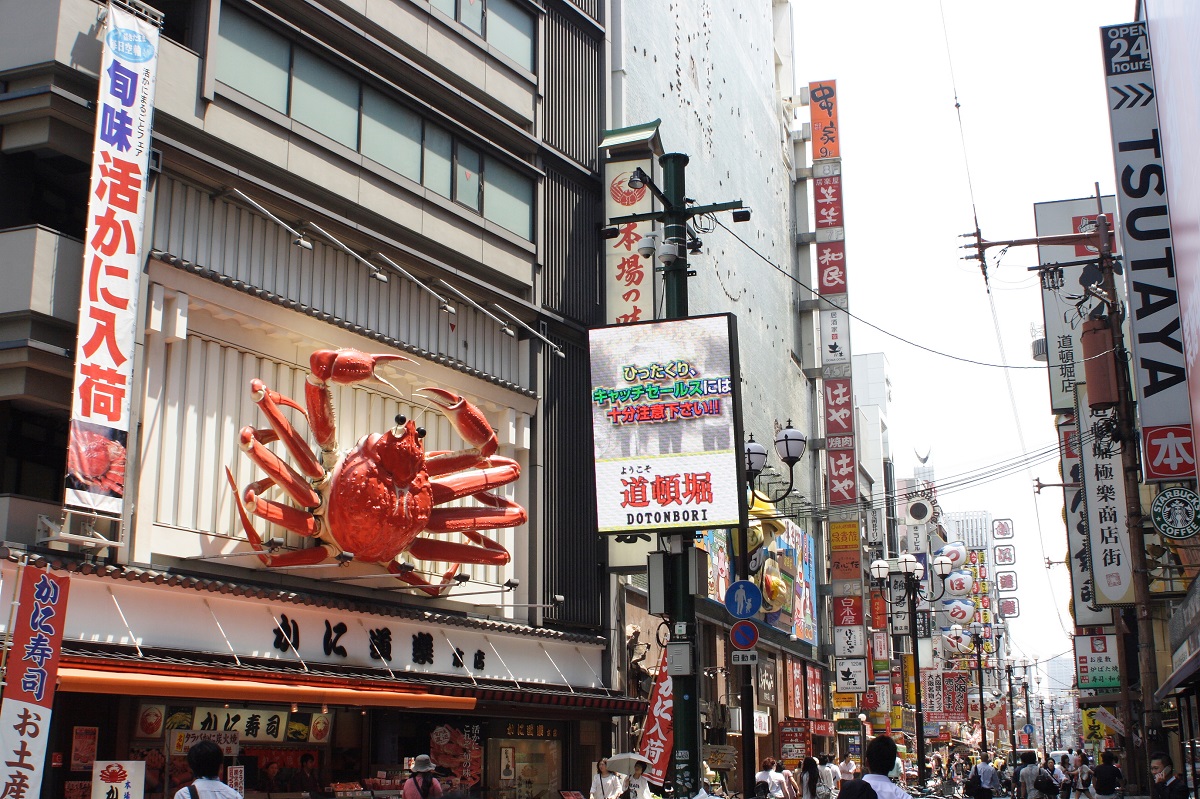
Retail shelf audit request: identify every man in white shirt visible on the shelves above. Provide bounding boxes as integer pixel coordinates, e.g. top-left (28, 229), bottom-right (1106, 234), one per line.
top-left (860, 737), bottom-right (911, 799)
top-left (839, 755), bottom-right (858, 788)
top-left (819, 756), bottom-right (838, 796)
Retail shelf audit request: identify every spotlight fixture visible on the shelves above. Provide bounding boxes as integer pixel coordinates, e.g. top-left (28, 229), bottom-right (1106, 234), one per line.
top-left (321, 704), bottom-right (328, 714)
top-left (293, 237), bottom-right (314, 250)
top-left (601, 226), bottom-right (620, 240)
top-left (395, 562), bottom-right (416, 574)
top-left (335, 551), bottom-right (355, 565)
top-left (370, 269), bottom-right (389, 284)
top-left (503, 578), bottom-right (520, 589)
top-left (552, 594), bottom-right (565, 604)
top-left (731, 208), bottom-right (752, 223)
top-left (627, 168), bottom-right (646, 190)
top-left (291, 703), bottom-right (299, 713)
top-left (453, 573), bottom-right (472, 584)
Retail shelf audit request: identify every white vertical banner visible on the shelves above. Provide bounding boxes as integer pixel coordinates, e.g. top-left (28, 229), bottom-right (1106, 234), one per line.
top-left (603, 158), bottom-right (654, 325)
top-left (1035, 196), bottom-right (1119, 414)
top-left (1075, 383), bottom-right (1136, 606)
top-left (1101, 22), bottom-right (1195, 482)
top-left (1058, 419), bottom-right (1113, 627)
top-left (65, 2), bottom-right (160, 515)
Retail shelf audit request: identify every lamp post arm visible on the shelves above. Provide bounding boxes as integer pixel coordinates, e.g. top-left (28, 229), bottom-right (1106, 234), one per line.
top-left (747, 468), bottom-right (796, 506)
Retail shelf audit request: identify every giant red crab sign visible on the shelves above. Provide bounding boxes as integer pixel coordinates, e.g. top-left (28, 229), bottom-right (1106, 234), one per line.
top-left (224, 348), bottom-right (525, 595)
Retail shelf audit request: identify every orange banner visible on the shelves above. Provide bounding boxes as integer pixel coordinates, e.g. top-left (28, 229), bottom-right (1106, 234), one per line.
top-left (808, 80), bottom-right (840, 159)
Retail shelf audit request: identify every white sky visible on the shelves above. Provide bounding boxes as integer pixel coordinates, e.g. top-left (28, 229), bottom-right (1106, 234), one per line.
top-left (794, 0), bottom-right (1137, 689)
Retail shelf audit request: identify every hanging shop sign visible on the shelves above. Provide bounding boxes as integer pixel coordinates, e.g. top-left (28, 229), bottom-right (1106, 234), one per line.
top-left (0, 566), bottom-right (71, 796)
top-left (834, 658), bottom-right (867, 693)
top-left (92, 761), bottom-right (145, 799)
top-left (1058, 419), bottom-right (1113, 626)
top-left (806, 663), bottom-right (826, 719)
top-left (1150, 486), bottom-right (1200, 540)
top-left (1034, 196), bottom-right (1121, 414)
top-left (920, 670), bottom-right (970, 723)
top-left (590, 314), bottom-right (745, 533)
top-left (809, 81), bottom-right (840, 160)
top-left (1076, 383), bottom-right (1136, 605)
top-left (1075, 634), bottom-right (1121, 690)
top-left (1101, 23), bottom-right (1195, 482)
top-left (992, 519), bottom-right (1014, 539)
top-left (66, 2), bottom-right (160, 515)
top-left (603, 156), bottom-right (654, 326)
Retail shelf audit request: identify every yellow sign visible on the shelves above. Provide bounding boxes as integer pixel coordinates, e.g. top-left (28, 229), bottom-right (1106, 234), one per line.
top-left (832, 692), bottom-right (857, 709)
top-left (1081, 708), bottom-right (1111, 740)
top-left (830, 521), bottom-right (860, 551)
top-left (903, 654), bottom-right (916, 705)
top-left (891, 706), bottom-right (904, 729)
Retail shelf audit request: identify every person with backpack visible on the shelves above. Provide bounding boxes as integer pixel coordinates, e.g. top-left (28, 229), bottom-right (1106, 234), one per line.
top-left (1017, 751), bottom-right (1055, 799)
top-left (801, 757), bottom-right (829, 799)
top-left (1068, 753), bottom-right (1092, 799)
top-left (818, 755), bottom-right (838, 798)
top-left (173, 740), bottom-right (242, 799)
top-left (756, 758), bottom-right (787, 799)
top-left (967, 751), bottom-right (1001, 799)
top-left (403, 756), bottom-right (443, 799)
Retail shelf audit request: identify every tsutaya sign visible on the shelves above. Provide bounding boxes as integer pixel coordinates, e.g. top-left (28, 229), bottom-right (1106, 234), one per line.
top-left (66, 2), bottom-right (161, 515)
top-left (1100, 22), bottom-right (1195, 482)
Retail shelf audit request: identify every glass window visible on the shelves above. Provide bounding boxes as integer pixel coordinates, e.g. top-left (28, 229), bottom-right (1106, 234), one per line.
top-left (460, 0), bottom-right (484, 35)
top-left (424, 124), bottom-right (453, 198)
top-left (290, 49), bottom-right (360, 149)
top-left (361, 88), bottom-right (423, 182)
top-left (429, 0), bottom-right (455, 16)
top-left (215, 8), bottom-right (290, 112)
top-left (483, 158), bottom-right (533, 240)
top-left (487, 0), bottom-right (534, 71)
top-left (455, 144), bottom-right (481, 211)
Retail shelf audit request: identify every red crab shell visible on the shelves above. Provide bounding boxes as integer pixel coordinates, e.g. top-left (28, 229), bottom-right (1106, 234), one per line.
top-left (325, 419), bottom-right (432, 562)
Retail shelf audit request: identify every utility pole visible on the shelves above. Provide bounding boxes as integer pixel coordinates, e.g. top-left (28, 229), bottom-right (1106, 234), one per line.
top-left (961, 214), bottom-right (1158, 786)
top-left (608, 153), bottom-right (748, 799)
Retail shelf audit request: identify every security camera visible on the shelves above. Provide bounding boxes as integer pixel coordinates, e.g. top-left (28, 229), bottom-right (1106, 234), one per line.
top-left (637, 230), bottom-right (658, 259)
top-left (657, 242), bottom-right (679, 265)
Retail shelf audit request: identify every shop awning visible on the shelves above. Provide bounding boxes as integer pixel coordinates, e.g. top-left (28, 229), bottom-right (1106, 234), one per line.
top-left (58, 666), bottom-right (477, 710)
top-left (1155, 646), bottom-right (1200, 703)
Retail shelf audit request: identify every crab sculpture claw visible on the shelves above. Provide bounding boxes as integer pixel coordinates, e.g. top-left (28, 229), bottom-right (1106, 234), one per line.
top-left (310, 349), bottom-right (412, 389)
top-left (418, 387), bottom-right (499, 473)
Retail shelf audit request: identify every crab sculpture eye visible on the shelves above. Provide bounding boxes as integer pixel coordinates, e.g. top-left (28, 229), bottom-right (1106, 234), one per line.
top-left (395, 414), bottom-right (406, 426)
top-left (417, 427), bottom-right (426, 439)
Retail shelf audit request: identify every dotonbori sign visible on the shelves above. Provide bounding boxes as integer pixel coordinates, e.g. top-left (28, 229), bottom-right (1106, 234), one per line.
top-left (1101, 22), bottom-right (1195, 482)
top-left (589, 314), bottom-right (746, 533)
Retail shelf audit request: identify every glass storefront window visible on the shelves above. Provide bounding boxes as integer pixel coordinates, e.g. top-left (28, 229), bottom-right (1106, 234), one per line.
top-left (486, 738), bottom-right (561, 799)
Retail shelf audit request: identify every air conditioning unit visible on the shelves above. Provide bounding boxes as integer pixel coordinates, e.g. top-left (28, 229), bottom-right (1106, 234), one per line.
top-left (906, 498), bottom-right (934, 525)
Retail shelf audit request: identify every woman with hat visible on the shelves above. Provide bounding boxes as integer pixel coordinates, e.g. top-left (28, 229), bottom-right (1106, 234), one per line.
top-left (404, 756), bottom-right (443, 799)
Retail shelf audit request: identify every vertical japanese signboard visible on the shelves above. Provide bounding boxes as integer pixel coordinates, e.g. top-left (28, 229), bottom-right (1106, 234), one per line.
top-left (810, 81), bottom-right (857, 510)
top-left (604, 159), bottom-right (654, 325)
top-left (638, 648), bottom-right (674, 784)
top-left (1101, 22), bottom-right (1195, 482)
top-left (1059, 419), bottom-right (1113, 627)
top-left (1075, 634), bottom-right (1121, 689)
top-left (0, 567), bottom-right (71, 796)
top-left (1075, 383), bottom-right (1136, 605)
top-left (589, 315), bottom-right (745, 533)
top-left (809, 81), bottom-right (840, 160)
top-left (66, 3), bottom-right (160, 516)
top-left (1035, 196), bottom-right (1119, 414)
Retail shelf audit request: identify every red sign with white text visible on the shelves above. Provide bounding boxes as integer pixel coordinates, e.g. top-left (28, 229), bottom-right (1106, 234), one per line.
top-left (1142, 425), bottom-right (1197, 481)
top-left (813, 176), bottom-right (844, 229)
top-left (827, 449), bottom-right (857, 506)
top-left (0, 566), bottom-right (71, 795)
top-left (816, 242), bottom-right (847, 295)
top-left (824, 378), bottom-right (854, 436)
top-left (806, 663), bottom-right (826, 718)
top-left (834, 595), bottom-right (863, 627)
top-left (638, 648), bottom-right (673, 784)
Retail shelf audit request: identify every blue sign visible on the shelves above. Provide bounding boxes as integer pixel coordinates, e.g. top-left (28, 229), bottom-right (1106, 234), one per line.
top-left (730, 620), bottom-right (759, 651)
top-left (724, 580), bottom-right (762, 619)
top-left (1022, 723), bottom-right (1036, 735)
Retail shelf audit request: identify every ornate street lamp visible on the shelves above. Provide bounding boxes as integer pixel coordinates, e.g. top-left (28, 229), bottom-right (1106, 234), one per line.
top-left (744, 421), bottom-right (807, 504)
top-left (870, 552), bottom-right (953, 782)
top-left (950, 621), bottom-right (990, 756)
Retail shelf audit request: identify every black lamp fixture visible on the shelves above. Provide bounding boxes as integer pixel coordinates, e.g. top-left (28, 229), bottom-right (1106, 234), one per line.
top-left (869, 552), bottom-right (952, 783)
top-left (744, 420), bottom-right (808, 504)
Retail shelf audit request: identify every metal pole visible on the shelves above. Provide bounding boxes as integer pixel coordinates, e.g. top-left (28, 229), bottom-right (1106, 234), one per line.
top-left (738, 523), bottom-right (756, 799)
top-left (660, 151), bottom-right (702, 798)
top-left (909, 578), bottom-right (928, 782)
top-left (1039, 699), bottom-right (1047, 754)
top-left (1097, 212), bottom-right (1159, 786)
top-left (1006, 664), bottom-right (1018, 757)
top-left (975, 642), bottom-right (987, 756)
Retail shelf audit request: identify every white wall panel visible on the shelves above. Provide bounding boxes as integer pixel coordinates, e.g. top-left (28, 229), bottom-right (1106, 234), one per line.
top-left (150, 176), bottom-right (520, 386)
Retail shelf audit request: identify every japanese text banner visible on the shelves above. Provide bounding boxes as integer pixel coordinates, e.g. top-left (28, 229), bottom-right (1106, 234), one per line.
top-left (66, 3), bottom-right (160, 515)
top-left (638, 648), bottom-right (674, 784)
top-left (0, 566), bottom-right (71, 797)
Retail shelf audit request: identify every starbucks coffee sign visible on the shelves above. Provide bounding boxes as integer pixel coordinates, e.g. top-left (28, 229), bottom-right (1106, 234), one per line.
top-left (1151, 487), bottom-right (1200, 540)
